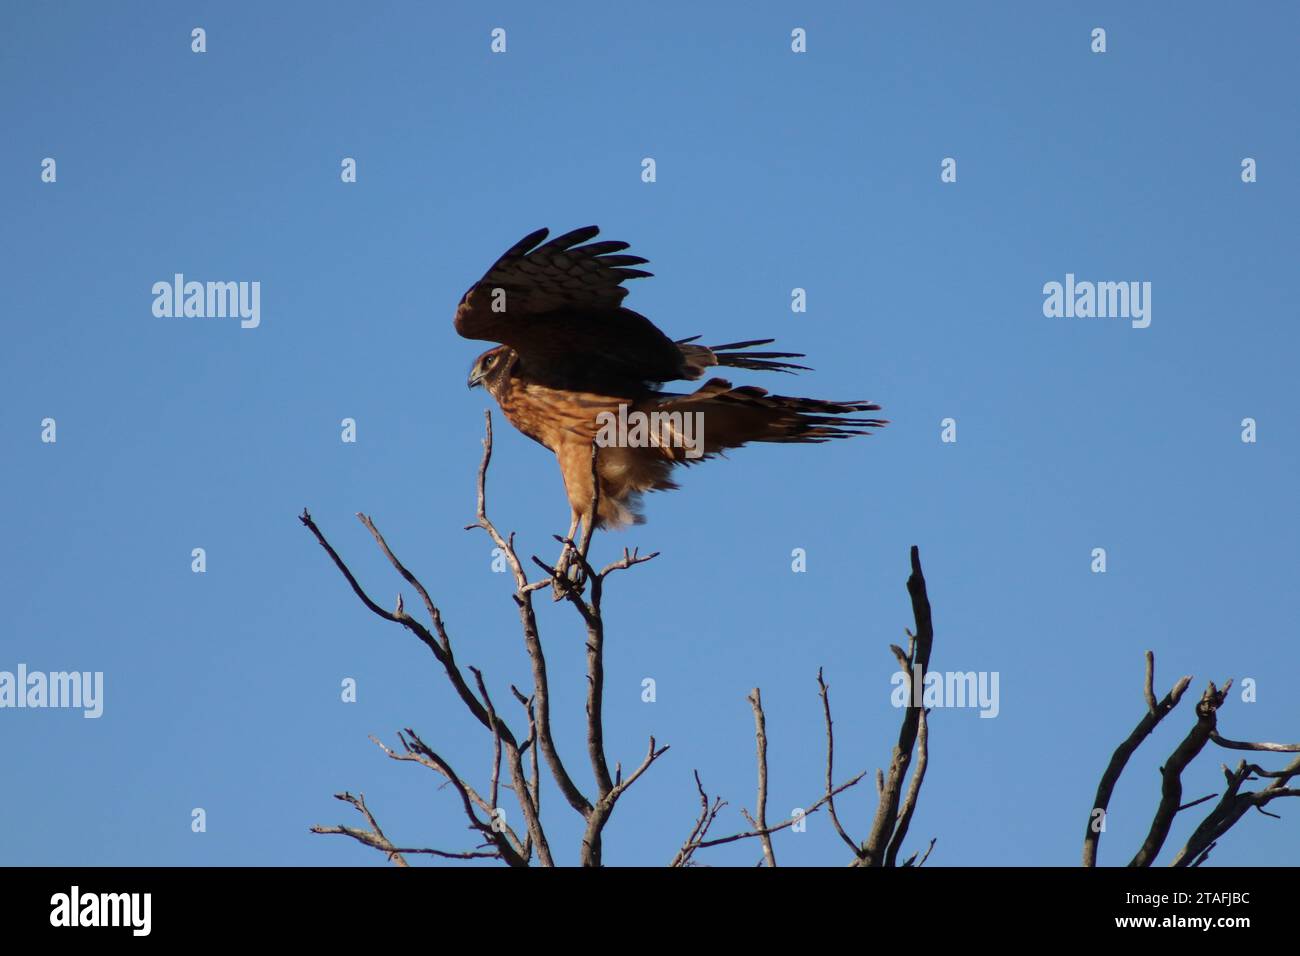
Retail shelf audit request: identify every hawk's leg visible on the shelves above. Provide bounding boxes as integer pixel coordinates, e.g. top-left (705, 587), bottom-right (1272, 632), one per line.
top-left (576, 511), bottom-right (595, 564)
top-left (553, 443), bottom-right (600, 599)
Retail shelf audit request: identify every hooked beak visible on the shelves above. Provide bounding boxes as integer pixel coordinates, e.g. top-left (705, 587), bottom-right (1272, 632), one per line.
top-left (467, 369), bottom-right (485, 390)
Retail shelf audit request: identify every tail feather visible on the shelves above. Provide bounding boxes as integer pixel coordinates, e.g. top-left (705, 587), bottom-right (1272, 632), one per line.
top-left (646, 377), bottom-right (887, 459)
top-left (676, 337), bottom-right (811, 378)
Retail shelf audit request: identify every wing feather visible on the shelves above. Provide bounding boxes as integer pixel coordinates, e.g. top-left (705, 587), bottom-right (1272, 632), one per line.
top-left (454, 226), bottom-right (683, 388)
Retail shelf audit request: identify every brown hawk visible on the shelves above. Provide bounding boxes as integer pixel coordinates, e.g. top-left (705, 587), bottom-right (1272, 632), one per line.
top-left (455, 225), bottom-right (886, 557)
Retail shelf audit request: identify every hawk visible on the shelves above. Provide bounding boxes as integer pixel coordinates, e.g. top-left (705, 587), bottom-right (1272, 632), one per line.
top-left (455, 226), bottom-right (886, 558)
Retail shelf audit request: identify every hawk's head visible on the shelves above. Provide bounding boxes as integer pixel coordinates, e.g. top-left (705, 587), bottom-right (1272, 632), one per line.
top-left (467, 346), bottom-right (515, 393)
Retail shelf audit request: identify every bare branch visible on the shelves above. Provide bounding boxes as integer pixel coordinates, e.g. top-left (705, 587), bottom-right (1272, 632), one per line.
top-left (747, 689), bottom-right (776, 868)
top-left (470, 667), bottom-right (504, 819)
top-left (300, 509), bottom-right (496, 733)
top-left (1209, 731), bottom-right (1300, 753)
top-left (886, 705), bottom-right (929, 867)
top-left (607, 737), bottom-right (671, 803)
top-left (299, 510), bottom-right (401, 625)
top-left (688, 771), bottom-right (869, 853)
top-left (904, 837), bottom-right (937, 867)
top-left (309, 792), bottom-right (416, 867)
top-left (578, 737), bottom-right (670, 868)
top-left (583, 579), bottom-right (614, 803)
top-left (1082, 652), bottom-right (1192, 867)
top-left (357, 512), bottom-right (445, 648)
top-left (1129, 679), bottom-right (1232, 866)
top-left (671, 771), bottom-right (728, 867)
top-left (817, 669), bottom-right (862, 857)
top-left (1172, 755), bottom-right (1300, 866)
top-left (367, 733), bottom-right (523, 850)
top-left (396, 730), bottom-right (527, 868)
top-left (1143, 649), bottom-right (1159, 715)
top-left (857, 546), bottom-right (934, 867)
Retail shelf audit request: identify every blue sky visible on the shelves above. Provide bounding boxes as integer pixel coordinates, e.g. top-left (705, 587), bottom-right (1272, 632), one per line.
top-left (2, 2), bottom-right (1297, 867)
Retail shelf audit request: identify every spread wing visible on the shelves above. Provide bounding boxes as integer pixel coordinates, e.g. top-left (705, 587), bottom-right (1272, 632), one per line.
top-left (454, 226), bottom-right (686, 389)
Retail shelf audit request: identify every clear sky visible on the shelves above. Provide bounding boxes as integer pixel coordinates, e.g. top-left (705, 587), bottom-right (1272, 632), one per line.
top-left (2, 2), bottom-right (1297, 867)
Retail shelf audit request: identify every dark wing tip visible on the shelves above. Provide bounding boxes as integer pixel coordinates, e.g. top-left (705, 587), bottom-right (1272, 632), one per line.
top-left (506, 227), bottom-right (550, 258)
top-left (545, 225), bottom-right (602, 250)
top-left (608, 268), bottom-right (654, 281)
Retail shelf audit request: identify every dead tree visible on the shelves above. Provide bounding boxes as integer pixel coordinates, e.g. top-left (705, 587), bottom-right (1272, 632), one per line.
top-left (302, 412), bottom-right (1294, 866)
top-left (302, 411), bottom-right (939, 866)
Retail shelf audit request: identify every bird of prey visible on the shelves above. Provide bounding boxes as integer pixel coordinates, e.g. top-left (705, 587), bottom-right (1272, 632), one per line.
top-left (455, 225), bottom-right (885, 560)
